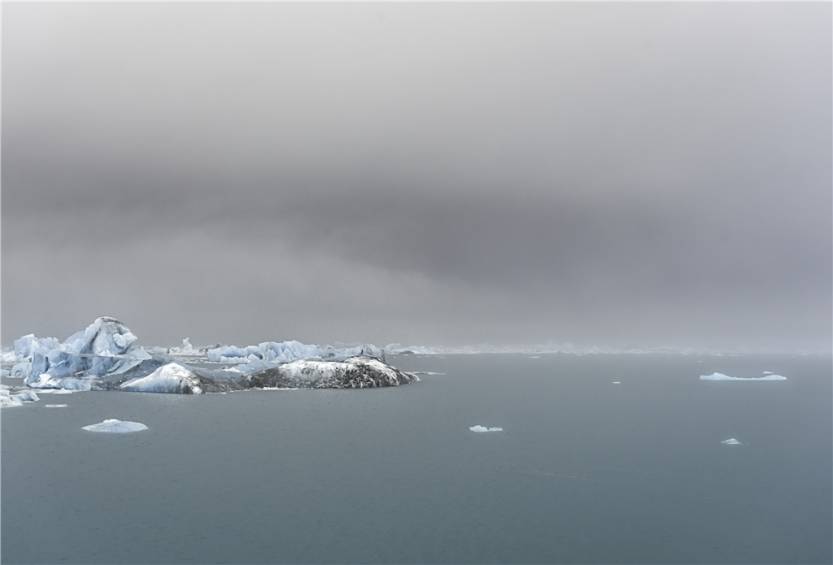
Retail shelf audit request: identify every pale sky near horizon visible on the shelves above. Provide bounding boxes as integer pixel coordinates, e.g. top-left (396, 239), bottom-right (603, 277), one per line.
top-left (2, 2), bottom-right (831, 351)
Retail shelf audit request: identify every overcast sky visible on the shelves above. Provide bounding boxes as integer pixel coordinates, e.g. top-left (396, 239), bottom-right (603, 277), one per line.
top-left (2, 2), bottom-right (830, 351)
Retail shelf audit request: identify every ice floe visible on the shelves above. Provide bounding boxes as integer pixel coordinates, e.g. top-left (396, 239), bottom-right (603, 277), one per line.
top-left (700, 372), bottom-right (787, 382)
top-left (469, 425), bottom-right (504, 433)
top-left (721, 438), bottom-right (743, 445)
top-left (168, 338), bottom-right (202, 356)
top-left (82, 419), bottom-right (148, 433)
top-left (612, 381), bottom-right (622, 385)
top-left (1, 384), bottom-right (40, 408)
top-left (45, 404), bottom-right (68, 408)
top-left (119, 363), bottom-right (203, 394)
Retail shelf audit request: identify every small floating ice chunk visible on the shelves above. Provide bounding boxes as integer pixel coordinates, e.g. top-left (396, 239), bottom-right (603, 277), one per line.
top-left (0, 384), bottom-right (39, 407)
top-left (700, 372), bottom-right (787, 382)
top-left (721, 438), bottom-right (743, 445)
top-left (469, 425), bottom-right (504, 433)
top-left (612, 381), bottom-right (622, 385)
top-left (14, 389), bottom-right (39, 402)
top-left (82, 419), bottom-right (148, 433)
top-left (45, 404), bottom-right (67, 408)
top-left (0, 389), bottom-right (23, 408)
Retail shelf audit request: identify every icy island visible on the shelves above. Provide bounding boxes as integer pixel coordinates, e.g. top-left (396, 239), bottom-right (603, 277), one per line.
top-left (1, 317), bottom-right (418, 397)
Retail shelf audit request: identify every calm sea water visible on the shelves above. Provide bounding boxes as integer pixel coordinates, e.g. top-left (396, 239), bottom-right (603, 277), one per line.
top-left (2, 354), bottom-right (831, 564)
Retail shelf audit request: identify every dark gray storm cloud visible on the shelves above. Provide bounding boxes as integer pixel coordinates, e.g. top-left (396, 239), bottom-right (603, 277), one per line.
top-left (2, 2), bottom-right (831, 350)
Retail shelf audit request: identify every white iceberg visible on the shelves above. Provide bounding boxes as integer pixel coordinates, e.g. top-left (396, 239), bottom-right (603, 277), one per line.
top-left (721, 438), bottom-right (743, 445)
top-left (612, 381), bottom-right (622, 384)
top-left (168, 338), bottom-right (201, 356)
top-left (45, 404), bottom-right (68, 408)
top-left (0, 384), bottom-right (40, 408)
top-left (700, 372), bottom-right (787, 382)
top-left (82, 419), bottom-right (148, 433)
top-left (119, 363), bottom-right (203, 394)
top-left (469, 425), bottom-right (504, 433)
top-left (14, 389), bottom-right (39, 402)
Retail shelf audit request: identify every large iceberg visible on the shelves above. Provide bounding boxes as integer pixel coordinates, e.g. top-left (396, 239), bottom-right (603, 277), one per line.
top-left (19, 317), bottom-right (152, 389)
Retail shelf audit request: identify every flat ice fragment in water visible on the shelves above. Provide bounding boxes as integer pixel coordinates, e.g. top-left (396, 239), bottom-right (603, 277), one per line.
top-left (612, 381), bottom-right (622, 384)
top-left (45, 404), bottom-right (68, 408)
top-left (721, 438), bottom-right (742, 445)
top-left (700, 372), bottom-right (787, 382)
top-left (82, 419), bottom-right (148, 433)
top-left (469, 425), bottom-right (504, 433)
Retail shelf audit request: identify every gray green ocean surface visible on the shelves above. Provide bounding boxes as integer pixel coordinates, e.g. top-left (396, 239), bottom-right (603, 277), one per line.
top-left (2, 354), bottom-right (831, 564)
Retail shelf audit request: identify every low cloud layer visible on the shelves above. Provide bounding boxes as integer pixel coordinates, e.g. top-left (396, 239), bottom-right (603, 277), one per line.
top-left (2, 3), bottom-right (830, 350)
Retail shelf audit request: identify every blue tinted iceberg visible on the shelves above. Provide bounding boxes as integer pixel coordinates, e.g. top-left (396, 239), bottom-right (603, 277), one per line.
top-left (19, 317), bottom-right (151, 389)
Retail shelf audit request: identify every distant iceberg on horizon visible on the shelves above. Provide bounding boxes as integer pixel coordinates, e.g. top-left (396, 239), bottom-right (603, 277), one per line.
top-left (700, 372), bottom-right (787, 382)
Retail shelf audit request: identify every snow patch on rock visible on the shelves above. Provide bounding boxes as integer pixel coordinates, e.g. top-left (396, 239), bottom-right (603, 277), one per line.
top-left (119, 363), bottom-right (203, 394)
